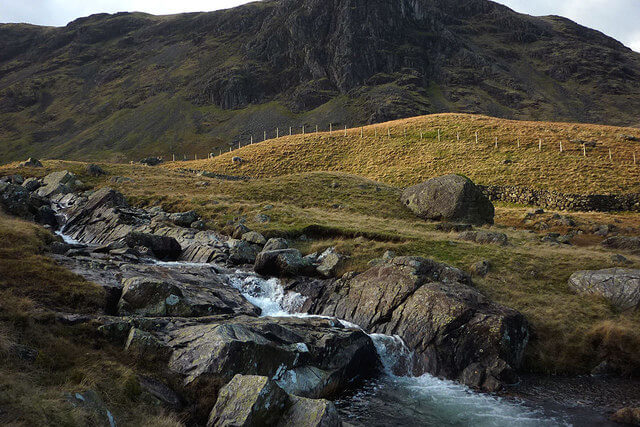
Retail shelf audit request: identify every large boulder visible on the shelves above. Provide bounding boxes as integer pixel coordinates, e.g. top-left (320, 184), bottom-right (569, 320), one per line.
top-left (254, 249), bottom-right (315, 277)
top-left (163, 316), bottom-right (380, 398)
top-left (118, 276), bottom-right (260, 317)
top-left (401, 174), bottom-right (494, 225)
top-left (0, 182), bottom-right (49, 221)
top-left (169, 211), bottom-right (199, 227)
top-left (207, 375), bottom-right (342, 427)
top-left (316, 248), bottom-right (345, 278)
top-left (37, 170), bottom-right (80, 198)
top-left (568, 269), bottom-right (640, 311)
top-left (263, 238), bottom-right (289, 252)
top-left (228, 239), bottom-right (261, 265)
top-left (124, 232), bottom-right (182, 260)
top-left (302, 256), bottom-right (529, 391)
top-left (207, 375), bottom-right (289, 427)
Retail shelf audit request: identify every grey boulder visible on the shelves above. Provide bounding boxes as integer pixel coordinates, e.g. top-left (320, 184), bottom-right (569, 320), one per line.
top-left (124, 231), bottom-right (182, 260)
top-left (254, 249), bottom-right (315, 277)
top-left (401, 174), bottom-right (494, 225)
top-left (568, 268), bottom-right (640, 311)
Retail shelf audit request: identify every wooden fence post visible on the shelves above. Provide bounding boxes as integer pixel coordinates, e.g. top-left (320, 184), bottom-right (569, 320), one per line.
top-left (420, 131), bottom-right (423, 140)
top-left (539, 139), bottom-right (542, 151)
top-left (264, 131), bottom-right (267, 141)
top-left (361, 127), bottom-right (363, 138)
top-left (290, 126), bottom-right (292, 136)
top-left (517, 138), bottom-right (520, 148)
top-left (438, 129), bottom-right (440, 142)
top-left (494, 137), bottom-right (498, 149)
top-left (475, 131), bottom-right (478, 145)
top-left (344, 125), bottom-right (347, 137)
top-left (302, 125), bottom-right (305, 135)
top-left (276, 128), bottom-right (279, 138)
top-left (251, 135), bottom-right (253, 144)
top-left (172, 154), bottom-right (175, 162)
top-left (609, 149), bottom-right (613, 161)
top-left (315, 125), bottom-right (318, 134)
top-left (457, 132), bottom-right (460, 142)
top-left (330, 123), bottom-right (332, 135)
top-left (583, 145), bottom-right (586, 157)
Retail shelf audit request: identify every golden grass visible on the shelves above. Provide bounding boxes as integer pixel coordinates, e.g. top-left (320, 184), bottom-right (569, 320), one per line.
top-left (167, 113), bottom-right (640, 194)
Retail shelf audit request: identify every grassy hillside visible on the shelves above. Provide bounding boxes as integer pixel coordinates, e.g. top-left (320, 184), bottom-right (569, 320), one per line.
top-left (167, 113), bottom-right (640, 194)
top-left (2, 160), bottom-right (640, 379)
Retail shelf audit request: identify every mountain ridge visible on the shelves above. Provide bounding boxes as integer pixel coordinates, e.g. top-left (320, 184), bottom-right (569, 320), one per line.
top-left (1, 0), bottom-right (640, 162)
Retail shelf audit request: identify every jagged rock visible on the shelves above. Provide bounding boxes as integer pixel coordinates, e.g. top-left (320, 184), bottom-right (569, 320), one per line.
top-left (228, 239), bottom-right (261, 264)
top-left (37, 205), bottom-right (58, 227)
top-left (401, 175), bottom-right (494, 225)
top-left (612, 254), bottom-right (631, 265)
top-left (0, 182), bottom-right (48, 220)
top-left (305, 256), bottom-right (529, 391)
top-left (316, 248), bottom-right (345, 278)
top-left (22, 177), bottom-right (42, 192)
top-left (458, 230), bottom-right (508, 246)
top-left (36, 170), bottom-right (79, 198)
top-left (86, 164), bottom-right (107, 176)
top-left (1, 174), bottom-right (23, 185)
top-left (242, 231), bottom-right (267, 246)
top-left (125, 328), bottom-right (170, 359)
top-left (470, 260), bottom-right (491, 277)
top-left (207, 375), bottom-right (289, 427)
top-left (232, 223), bottom-right (251, 239)
top-left (568, 269), bottom-right (640, 311)
top-left (169, 211), bottom-right (199, 227)
top-left (263, 238), bottom-right (289, 252)
top-left (191, 220), bottom-right (206, 230)
top-left (610, 407), bottom-right (640, 425)
top-left (124, 232), bottom-right (182, 261)
top-left (254, 249), bottom-right (315, 277)
top-left (18, 158), bottom-right (43, 167)
top-left (601, 236), bottom-right (640, 254)
top-left (118, 276), bottom-right (259, 317)
top-left (163, 316), bottom-right (380, 397)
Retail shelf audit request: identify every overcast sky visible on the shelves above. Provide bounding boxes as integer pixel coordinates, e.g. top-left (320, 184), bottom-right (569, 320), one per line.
top-left (1, 0), bottom-right (638, 52)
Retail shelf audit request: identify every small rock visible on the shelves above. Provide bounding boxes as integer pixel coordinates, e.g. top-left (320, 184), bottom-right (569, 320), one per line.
top-left (470, 260), bottom-right (491, 277)
top-left (458, 231), bottom-right (508, 246)
top-left (232, 156), bottom-right (244, 164)
top-left (610, 407), bottom-right (640, 425)
top-left (255, 213), bottom-right (271, 223)
top-left (242, 231), bottom-right (267, 246)
top-left (382, 250), bottom-right (396, 261)
top-left (228, 239), bottom-right (261, 264)
top-left (86, 164), bottom-right (107, 177)
top-left (22, 177), bottom-right (42, 192)
top-left (190, 220), bottom-right (206, 230)
top-left (263, 238), bottom-right (289, 251)
top-left (232, 223), bottom-right (251, 239)
top-left (601, 236), bottom-right (640, 254)
top-left (195, 181), bottom-right (210, 188)
top-left (19, 158), bottom-right (43, 168)
top-left (316, 248), bottom-right (345, 278)
top-left (611, 254), bottom-right (631, 264)
top-left (169, 211), bottom-right (199, 227)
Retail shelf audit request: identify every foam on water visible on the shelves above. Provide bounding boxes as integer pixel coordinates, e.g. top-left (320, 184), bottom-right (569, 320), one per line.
top-left (55, 230), bottom-right (82, 245)
top-left (228, 273), bottom-right (564, 426)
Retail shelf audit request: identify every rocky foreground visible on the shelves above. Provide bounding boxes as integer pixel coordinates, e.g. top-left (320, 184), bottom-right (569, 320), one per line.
top-left (2, 169), bottom-right (640, 425)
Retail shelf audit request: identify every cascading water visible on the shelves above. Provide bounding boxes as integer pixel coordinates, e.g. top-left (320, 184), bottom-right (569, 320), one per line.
top-left (227, 272), bottom-right (567, 427)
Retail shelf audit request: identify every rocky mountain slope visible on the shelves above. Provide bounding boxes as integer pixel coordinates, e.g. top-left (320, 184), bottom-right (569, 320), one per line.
top-left (1, 0), bottom-right (640, 162)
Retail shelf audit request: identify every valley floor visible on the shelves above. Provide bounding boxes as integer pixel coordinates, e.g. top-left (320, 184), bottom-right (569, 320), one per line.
top-left (1, 159), bottom-right (639, 424)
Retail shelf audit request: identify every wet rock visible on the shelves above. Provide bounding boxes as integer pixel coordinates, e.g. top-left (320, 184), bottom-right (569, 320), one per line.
top-left (280, 395), bottom-right (341, 427)
top-left (0, 182), bottom-right (49, 221)
top-left (1, 174), bottom-right (23, 185)
top-left (316, 247), bottom-right (345, 278)
top-left (228, 239), bottom-right (261, 264)
top-left (22, 177), bottom-right (42, 192)
top-left (610, 407), bottom-right (640, 425)
top-left (458, 230), bottom-right (508, 246)
top-left (124, 232), bottom-right (182, 261)
top-left (254, 249), bottom-right (315, 277)
top-left (36, 170), bottom-right (80, 198)
top-left (18, 157), bottom-right (43, 167)
top-left (601, 236), bottom-right (640, 255)
top-left (37, 205), bottom-right (58, 227)
top-left (207, 375), bottom-right (289, 427)
top-left (86, 164), bottom-right (107, 176)
top-left (470, 260), bottom-right (491, 277)
top-left (169, 211), bottom-right (199, 227)
top-left (311, 256), bottom-right (529, 391)
top-left (118, 276), bottom-right (259, 317)
top-left (568, 268), bottom-right (640, 311)
top-left (163, 316), bottom-right (380, 397)
top-left (401, 174), bottom-right (494, 225)
top-left (263, 238), bottom-right (289, 252)
top-left (242, 231), bottom-right (267, 246)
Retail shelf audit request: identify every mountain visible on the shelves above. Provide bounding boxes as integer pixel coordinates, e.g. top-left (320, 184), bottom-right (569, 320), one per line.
top-left (1, 0), bottom-right (640, 162)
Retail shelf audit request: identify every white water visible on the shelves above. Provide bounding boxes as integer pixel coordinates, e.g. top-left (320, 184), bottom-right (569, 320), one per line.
top-left (228, 273), bottom-right (564, 426)
top-left (55, 230), bottom-right (82, 245)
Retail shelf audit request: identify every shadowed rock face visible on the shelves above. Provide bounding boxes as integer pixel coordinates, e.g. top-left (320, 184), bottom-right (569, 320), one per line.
top-left (569, 268), bottom-right (640, 311)
top-left (401, 174), bottom-right (495, 225)
top-left (297, 256), bottom-right (529, 391)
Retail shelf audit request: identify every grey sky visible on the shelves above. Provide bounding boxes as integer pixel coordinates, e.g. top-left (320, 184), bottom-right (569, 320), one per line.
top-left (1, 0), bottom-right (638, 52)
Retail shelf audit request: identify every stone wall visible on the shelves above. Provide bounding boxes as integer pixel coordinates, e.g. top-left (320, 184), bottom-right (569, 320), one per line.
top-left (479, 185), bottom-right (640, 212)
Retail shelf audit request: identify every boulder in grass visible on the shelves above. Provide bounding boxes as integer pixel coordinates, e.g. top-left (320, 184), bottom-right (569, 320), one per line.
top-left (401, 174), bottom-right (494, 225)
top-left (263, 238), bottom-right (289, 252)
top-left (36, 170), bottom-right (80, 198)
top-left (568, 268), bottom-right (640, 311)
top-left (19, 158), bottom-right (43, 167)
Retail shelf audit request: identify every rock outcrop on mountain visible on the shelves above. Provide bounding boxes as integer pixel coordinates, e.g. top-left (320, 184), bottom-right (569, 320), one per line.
top-left (1, 0), bottom-right (640, 161)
